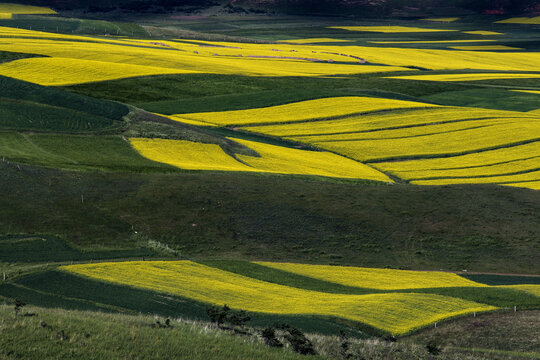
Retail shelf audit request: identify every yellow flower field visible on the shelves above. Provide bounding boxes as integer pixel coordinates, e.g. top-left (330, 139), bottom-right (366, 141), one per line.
top-left (329, 26), bottom-right (456, 33)
top-left (254, 262), bottom-right (485, 290)
top-left (288, 118), bottom-right (514, 143)
top-left (130, 138), bottom-right (252, 172)
top-left (513, 90), bottom-right (540, 95)
top-left (495, 17), bottom-right (540, 25)
top-left (375, 142), bottom-right (540, 179)
top-left (463, 31), bottom-right (503, 35)
top-left (0, 57), bottom-right (199, 86)
top-left (386, 73), bottom-right (540, 82)
top-left (411, 170), bottom-right (540, 186)
top-left (232, 138), bottom-right (392, 181)
top-left (61, 261), bottom-right (496, 335)
top-left (129, 137), bottom-right (392, 181)
top-left (177, 97), bottom-right (438, 126)
top-left (0, 3), bottom-right (56, 14)
top-left (370, 40), bottom-right (497, 44)
top-left (449, 45), bottom-right (522, 51)
top-left (309, 120), bottom-right (539, 162)
top-left (422, 18), bottom-right (459, 22)
top-left (241, 107), bottom-right (532, 137)
top-left (279, 38), bottom-right (353, 44)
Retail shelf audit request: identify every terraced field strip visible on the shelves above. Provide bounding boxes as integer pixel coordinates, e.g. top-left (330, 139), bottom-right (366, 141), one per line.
top-left (308, 119), bottom-right (539, 163)
top-left (505, 181), bottom-right (540, 190)
top-left (0, 57), bottom-right (199, 86)
top-left (462, 31), bottom-right (503, 35)
top-left (61, 261), bottom-right (496, 335)
top-left (241, 107), bottom-right (533, 137)
top-left (411, 170), bottom-right (540, 186)
top-left (449, 45), bottom-right (523, 51)
top-left (254, 262), bottom-right (486, 290)
top-left (278, 38), bottom-right (354, 44)
top-left (328, 26), bottom-right (457, 33)
top-left (422, 18), bottom-right (459, 22)
top-left (129, 137), bottom-right (392, 181)
top-left (0, 28), bottom-right (411, 80)
top-left (495, 17), bottom-right (540, 25)
top-left (501, 285), bottom-right (540, 297)
top-left (514, 90), bottom-right (540, 95)
top-left (0, 3), bottom-right (56, 15)
top-left (370, 40), bottom-right (498, 44)
top-left (375, 142), bottom-right (540, 180)
top-left (177, 97), bottom-right (439, 126)
top-left (386, 73), bottom-right (540, 82)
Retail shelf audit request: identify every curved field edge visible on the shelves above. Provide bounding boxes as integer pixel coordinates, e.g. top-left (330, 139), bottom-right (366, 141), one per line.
top-left (60, 260), bottom-right (498, 335)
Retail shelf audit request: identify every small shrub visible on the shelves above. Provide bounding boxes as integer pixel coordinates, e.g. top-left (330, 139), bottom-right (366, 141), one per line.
top-left (426, 340), bottom-right (441, 356)
top-left (275, 323), bottom-right (317, 356)
top-left (261, 326), bottom-right (283, 348)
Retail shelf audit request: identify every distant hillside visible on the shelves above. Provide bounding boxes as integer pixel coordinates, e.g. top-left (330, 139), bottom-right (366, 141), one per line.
top-left (6, 0), bottom-right (540, 16)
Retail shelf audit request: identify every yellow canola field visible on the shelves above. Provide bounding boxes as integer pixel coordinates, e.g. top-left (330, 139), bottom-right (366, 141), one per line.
top-left (505, 181), bottom-right (540, 190)
top-left (241, 108), bottom-right (532, 137)
top-left (0, 3), bottom-right (56, 14)
top-left (289, 118), bottom-right (514, 143)
top-left (61, 261), bottom-right (496, 335)
top-left (422, 18), bottom-right (459, 22)
top-left (0, 29), bottom-right (411, 81)
top-left (463, 31), bottom-right (503, 35)
top-left (375, 142), bottom-right (540, 179)
top-left (370, 40), bottom-right (497, 44)
top-left (178, 97), bottom-right (438, 126)
top-left (232, 138), bottom-right (392, 181)
top-left (0, 12), bottom-right (10, 18)
top-left (387, 73), bottom-right (540, 82)
top-left (0, 57), bottom-right (199, 86)
top-left (255, 262), bottom-right (485, 290)
top-left (496, 17), bottom-right (540, 25)
top-left (130, 137), bottom-right (392, 181)
top-left (279, 38), bottom-right (353, 44)
top-left (130, 138), bottom-right (251, 172)
top-left (309, 120), bottom-right (540, 162)
top-left (411, 170), bottom-right (540, 186)
top-left (329, 26), bottom-right (456, 33)
top-left (513, 90), bottom-right (540, 95)
top-left (449, 45), bottom-right (522, 51)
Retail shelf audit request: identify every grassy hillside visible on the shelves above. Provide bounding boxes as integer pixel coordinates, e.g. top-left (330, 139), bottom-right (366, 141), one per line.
top-left (0, 161), bottom-right (538, 273)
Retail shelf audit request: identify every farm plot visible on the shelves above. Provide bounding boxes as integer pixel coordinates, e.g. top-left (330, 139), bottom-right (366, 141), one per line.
top-left (254, 262), bottom-right (486, 290)
top-left (386, 73), bottom-right (540, 82)
top-left (129, 137), bottom-right (392, 181)
top-left (61, 261), bottom-right (496, 335)
top-left (0, 3), bottom-right (56, 15)
top-left (175, 97), bottom-right (438, 126)
top-left (375, 142), bottom-right (540, 181)
top-left (241, 107), bottom-right (533, 137)
top-left (328, 26), bottom-right (457, 33)
top-left (495, 17), bottom-right (540, 25)
top-left (411, 170), bottom-right (540, 186)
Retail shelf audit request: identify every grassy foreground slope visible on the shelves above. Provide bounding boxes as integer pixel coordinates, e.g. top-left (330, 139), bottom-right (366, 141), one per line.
top-left (1, 161), bottom-right (538, 273)
top-left (0, 305), bottom-right (315, 360)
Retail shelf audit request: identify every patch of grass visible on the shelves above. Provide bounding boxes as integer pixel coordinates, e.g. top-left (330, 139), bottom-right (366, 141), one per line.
top-left (405, 310), bottom-right (540, 355)
top-left (0, 162), bottom-right (538, 273)
top-left (0, 305), bottom-right (318, 360)
top-left (0, 235), bottom-right (157, 263)
top-left (422, 89), bottom-right (540, 112)
top-left (461, 274), bottom-right (540, 286)
top-left (0, 76), bottom-right (128, 121)
top-left (63, 73), bottom-right (468, 114)
top-left (0, 50), bottom-right (43, 64)
top-left (0, 132), bottom-right (178, 172)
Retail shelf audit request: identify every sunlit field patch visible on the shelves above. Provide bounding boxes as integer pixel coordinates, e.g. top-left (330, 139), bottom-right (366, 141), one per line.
top-left (0, 57), bottom-right (199, 86)
top-left (0, 12), bottom-right (10, 19)
top-left (495, 17), bottom-right (540, 25)
top-left (449, 45), bottom-right (523, 51)
top-left (129, 137), bottom-right (392, 181)
top-left (463, 30), bottom-right (503, 35)
top-left (410, 170), bottom-right (540, 186)
top-left (278, 38), bottom-right (353, 44)
top-left (513, 90), bottom-right (540, 95)
top-left (370, 40), bottom-right (497, 44)
top-left (386, 73), bottom-right (540, 82)
top-left (177, 97), bottom-right (438, 126)
top-left (254, 262), bottom-right (486, 290)
top-left (0, 3), bottom-right (56, 14)
top-left (374, 142), bottom-right (540, 181)
top-left (329, 26), bottom-right (457, 33)
top-left (501, 285), bottom-right (540, 297)
top-left (61, 261), bottom-right (496, 335)
top-left (422, 18), bottom-right (459, 22)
